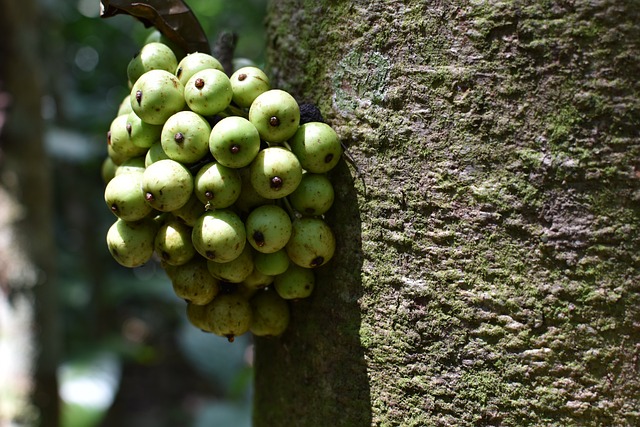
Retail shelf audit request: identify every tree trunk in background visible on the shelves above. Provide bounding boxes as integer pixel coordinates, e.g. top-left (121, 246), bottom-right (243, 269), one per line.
top-left (254, 1), bottom-right (640, 426)
top-left (0, 0), bottom-right (59, 425)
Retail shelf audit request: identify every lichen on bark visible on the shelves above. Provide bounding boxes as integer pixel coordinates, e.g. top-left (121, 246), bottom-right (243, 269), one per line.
top-left (254, 1), bottom-right (640, 426)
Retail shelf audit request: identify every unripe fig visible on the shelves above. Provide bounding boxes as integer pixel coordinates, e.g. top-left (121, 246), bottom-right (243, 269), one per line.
top-left (230, 66), bottom-right (270, 108)
top-left (171, 193), bottom-right (206, 227)
top-left (241, 268), bottom-right (274, 291)
top-left (101, 156), bottom-right (117, 184)
top-left (126, 111), bottom-right (163, 149)
top-left (285, 218), bottom-right (335, 268)
top-left (165, 257), bottom-right (220, 305)
top-left (207, 244), bottom-right (254, 283)
top-left (289, 122), bottom-right (342, 173)
top-left (130, 69), bottom-right (185, 125)
top-left (117, 94), bottom-right (133, 116)
top-left (191, 209), bottom-right (246, 263)
top-left (142, 159), bottom-right (194, 212)
top-left (108, 114), bottom-right (148, 159)
top-left (184, 68), bottom-right (233, 116)
top-left (288, 173), bottom-right (335, 216)
top-left (106, 218), bottom-right (158, 268)
top-left (144, 30), bottom-right (186, 61)
top-left (249, 147), bottom-right (302, 199)
top-left (250, 288), bottom-right (290, 337)
top-left (194, 162), bottom-right (241, 209)
top-left (253, 249), bottom-right (290, 276)
top-left (115, 156), bottom-right (146, 176)
top-left (273, 263), bottom-right (315, 300)
top-left (104, 173), bottom-right (153, 221)
top-left (107, 143), bottom-right (131, 166)
top-left (249, 89), bottom-right (300, 143)
top-left (234, 166), bottom-right (273, 214)
top-left (145, 141), bottom-right (170, 167)
top-left (161, 111), bottom-right (211, 164)
top-left (209, 116), bottom-right (261, 169)
top-left (202, 293), bottom-right (252, 341)
top-left (245, 204), bottom-right (292, 253)
top-left (127, 42), bottom-right (178, 85)
top-left (154, 219), bottom-right (196, 266)
top-left (175, 52), bottom-right (224, 87)
top-left (186, 301), bottom-right (211, 331)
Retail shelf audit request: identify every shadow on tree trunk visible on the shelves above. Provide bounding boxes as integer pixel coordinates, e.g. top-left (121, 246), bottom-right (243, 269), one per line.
top-left (253, 158), bottom-right (371, 426)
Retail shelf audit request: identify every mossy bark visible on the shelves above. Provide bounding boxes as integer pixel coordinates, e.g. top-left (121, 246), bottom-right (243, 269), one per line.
top-left (254, 1), bottom-right (640, 426)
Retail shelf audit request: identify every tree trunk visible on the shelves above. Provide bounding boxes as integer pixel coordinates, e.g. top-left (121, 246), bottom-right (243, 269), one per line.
top-left (0, 0), bottom-right (59, 425)
top-left (254, 1), bottom-right (640, 426)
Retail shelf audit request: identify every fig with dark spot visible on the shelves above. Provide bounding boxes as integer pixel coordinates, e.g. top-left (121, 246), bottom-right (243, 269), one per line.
top-left (245, 204), bottom-right (292, 253)
top-left (273, 263), bottom-right (315, 300)
top-left (285, 217), bottom-right (335, 268)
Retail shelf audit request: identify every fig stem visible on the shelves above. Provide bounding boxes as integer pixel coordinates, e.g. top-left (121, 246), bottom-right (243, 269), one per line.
top-left (281, 196), bottom-right (301, 220)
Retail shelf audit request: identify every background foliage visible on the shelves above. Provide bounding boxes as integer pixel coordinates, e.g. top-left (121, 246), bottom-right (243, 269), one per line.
top-left (45, 1), bottom-right (267, 425)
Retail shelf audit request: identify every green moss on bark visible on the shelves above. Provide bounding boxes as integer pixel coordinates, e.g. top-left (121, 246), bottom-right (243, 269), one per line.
top-left (254, 1), bottom-right (640, 426)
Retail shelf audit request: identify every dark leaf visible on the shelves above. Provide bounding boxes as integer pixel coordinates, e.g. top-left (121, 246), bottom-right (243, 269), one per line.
top-left (100, 0), bottom-right (210, 54)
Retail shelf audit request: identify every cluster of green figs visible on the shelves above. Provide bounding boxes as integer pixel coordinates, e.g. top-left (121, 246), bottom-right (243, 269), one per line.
top-left (102, 35), bottom-right (342, 342)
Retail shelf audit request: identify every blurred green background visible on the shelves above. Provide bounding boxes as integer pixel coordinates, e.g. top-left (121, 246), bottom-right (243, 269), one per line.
top-left (46, 1), bottom-right (267, 426)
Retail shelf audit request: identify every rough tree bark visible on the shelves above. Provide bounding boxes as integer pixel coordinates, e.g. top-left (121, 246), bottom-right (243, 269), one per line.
top-left (254, 1), bottom-right (640, 426)
top-left (0, 0), bottom-right (59, 425)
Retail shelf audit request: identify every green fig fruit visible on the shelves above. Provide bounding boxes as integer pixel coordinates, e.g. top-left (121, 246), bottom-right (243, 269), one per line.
top-left (253, 249), bottom-right (290, 276)
top-left (145, 141), bottom-right (170, 167)
top-left (191, 209), bottom-right (246, 263)
top-left (144, 30), bottom-right (186, 61)
top-left (116, 94), bottom-right (133, 116)
top-left (101, 156), bottom-right (117, 184)
top-left (194, 162), bottom-right (242, 209)
top-left (127, 42), bottom-right (178, 86)
top-left (285, 218), bottom-right (335, 268)
top-left (186, 301), bottom-right (212, 331)
top-left (171, 193), bottom-right (206, 227)
top-left (230, 66), bottom-right (270, 108)
top-left (241, 268), bottom-right (274, 291)
top-left (202, 293), bottom-right (252, 341)
top-left (106, 218), bottom-right (158, 268)
top-left (207, 244), bottom-right (254, 283)
top-left (184, 68), bottom-right (233, 116)
top-left (108, 114), bottom-right (148, 159)
top-left (161, 111), bottom-right (211, 164)
top-left (114, 156), bottom-right (146, 176)
top-left (288, 173), bottom-right (335, 216)
top-left (142, 159), bottom-right (194, 212)
top-left (234, 166), bottom-right (274, 214)
top-left (249, 288), bottom-right (290, 337)
top-left (130, 69), bottom-right (185, 125)
top-left (273, 263), bottom-right (315, 300)
top-left (104, 172), bottom-right (153, 222)
top-left (249, 89), bottom-right (300, 143)
top-left (245, 204), bottom-right (292, 253)
top-left (249, 146), bottom-right (302, 199)
top-left (154, 219), bottom-right (196, 266)
top-left (289, 122), bottom-right (342, 173)
top-left (209, 116), bottom-right (261, 169)
top-left (176, 52), bottom-right (224, 87)
top-left (126, 111), bottom-right (163, 149)
top-left (166, 257), bottom-right (220, 305)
